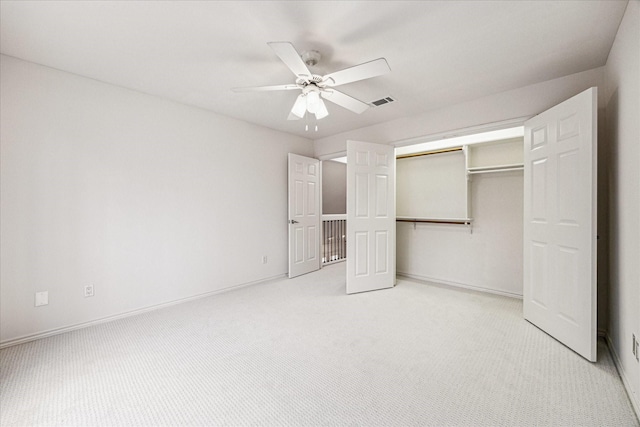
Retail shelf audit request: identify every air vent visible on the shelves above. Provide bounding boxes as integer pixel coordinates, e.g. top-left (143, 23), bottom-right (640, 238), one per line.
top-left (371, 96), bottom-right (396, 107)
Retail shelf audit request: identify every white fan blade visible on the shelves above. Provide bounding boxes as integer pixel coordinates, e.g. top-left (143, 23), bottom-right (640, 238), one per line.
top-left (322, 58), bottom-right (390, 87)
top-left (321, 89), bottom-right (369, 114)
top-left (289, 94), bottom-right (307, 120)
top-left (232, 84), bottom-right (299, 92)
top-left (315, 98), bottom-right (329, 120)
top-left (267, 42), bottom-right (312, 79)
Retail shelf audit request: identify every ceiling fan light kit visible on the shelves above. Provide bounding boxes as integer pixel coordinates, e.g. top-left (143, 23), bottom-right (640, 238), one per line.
top-left (315, 97), bottom-right (329, 120)
top-left (292, 85), bottom-right (329, 120)
top-left (305, 90), bottom-right (320, 113)
top-left (232, 42), bottom-right (390, 123)
top-left (290, 94), bottom-right (307, 118)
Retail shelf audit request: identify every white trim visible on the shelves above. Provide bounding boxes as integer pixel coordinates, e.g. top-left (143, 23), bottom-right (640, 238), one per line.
top-left (604, 333), bottom-right (640, 420)
top-left (392, 117), bottom-right (530, 149)
top-left (322, 214), bottom-right (347, 221)
top-left (0, 274), bottom-right (286, 349)
top-left (317, 150), bottom-right (347, 161)
top-left (397, 272), bottom-right (523, 299)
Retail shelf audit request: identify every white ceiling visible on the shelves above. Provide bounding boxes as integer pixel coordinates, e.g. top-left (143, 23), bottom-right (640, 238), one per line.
top-left (0, 1), bottom-right (628, 139)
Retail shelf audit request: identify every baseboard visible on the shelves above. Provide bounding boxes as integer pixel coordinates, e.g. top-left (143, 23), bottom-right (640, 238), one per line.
top-left (0, 273), bottom-right (287, 349)
top-left (604, 332), bottom-right (640, 420)
top-left (397, 272), bottom-right (523, 299)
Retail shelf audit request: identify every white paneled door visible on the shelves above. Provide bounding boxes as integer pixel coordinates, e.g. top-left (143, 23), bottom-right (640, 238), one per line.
top-left (288, 153), bottom-right (320, 278)
top-left (346, 140), bottom-right (396, 294)
top-left (523, 87), bottom-right (597, 361)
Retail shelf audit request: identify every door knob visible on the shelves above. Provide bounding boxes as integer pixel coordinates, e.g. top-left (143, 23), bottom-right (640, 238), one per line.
top-left (290, 220), bottom-right (299, 224)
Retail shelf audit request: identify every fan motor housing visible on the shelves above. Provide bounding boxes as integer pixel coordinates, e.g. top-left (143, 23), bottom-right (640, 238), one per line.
top-left (296, 75), bottom-right (324, 87)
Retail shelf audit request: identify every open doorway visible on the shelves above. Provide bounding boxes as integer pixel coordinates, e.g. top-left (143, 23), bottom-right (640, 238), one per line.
top-left (321, 158), bottom-right (346, 265)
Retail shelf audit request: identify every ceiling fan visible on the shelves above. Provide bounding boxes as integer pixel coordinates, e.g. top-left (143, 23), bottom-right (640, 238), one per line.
top-left (232, 42), bottom-right (391, 121)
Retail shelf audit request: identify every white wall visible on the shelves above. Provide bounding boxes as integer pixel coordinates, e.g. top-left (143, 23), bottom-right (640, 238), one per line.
top-left (398, 171), bottom-right (523, 297)
top-left (603, 0), bottom-right (640, 412)
top-left (397, 151), bottom-right (468, 219)
top-left (0, 55), bottom-right (314, 344)
top-left (321, 160), bottom-right (346, 215)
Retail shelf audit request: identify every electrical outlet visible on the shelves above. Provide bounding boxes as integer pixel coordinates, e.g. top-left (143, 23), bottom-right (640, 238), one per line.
top-left (35, 291), bottom-right (48, 307)
top-left (262, 255), bottom-right (268, 264)
top-left (84, 285), bottom-right (94, 298)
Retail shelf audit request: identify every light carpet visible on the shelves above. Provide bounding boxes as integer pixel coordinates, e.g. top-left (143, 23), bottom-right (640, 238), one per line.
top-left (1, 263), bottom-right (638, 426)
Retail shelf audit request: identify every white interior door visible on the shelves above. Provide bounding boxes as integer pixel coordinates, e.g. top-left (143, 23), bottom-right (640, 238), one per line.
top-left (288, 153), bottom-right (320, 278)
top-left (346, 140), bottom-right (396, 294)
top-left (523, 87), bottom-right (597, 361)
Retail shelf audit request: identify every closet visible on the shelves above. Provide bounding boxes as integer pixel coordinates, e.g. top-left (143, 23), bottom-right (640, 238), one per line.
top-left (396, 136), bottom-right (525, 297)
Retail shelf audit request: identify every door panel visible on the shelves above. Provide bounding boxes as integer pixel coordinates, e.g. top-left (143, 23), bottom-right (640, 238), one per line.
top-left (375, 231), bottom-right (389, 274)
top-left (346, 140), bottom-right (395, 294)
top-left (355, 232), bottom-right (368, 276)
top-left (288, 153), bottom-right (320, 278)
top-left (523, 87), bottom-right (597, 361)
top-left (530, 241), bottom-right (549, 308)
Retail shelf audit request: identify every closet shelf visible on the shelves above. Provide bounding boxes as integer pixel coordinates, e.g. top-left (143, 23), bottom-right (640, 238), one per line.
top-left (396, 217), bottom-right (472, 225)
top-left (466, 163), bottom-right (524, 174)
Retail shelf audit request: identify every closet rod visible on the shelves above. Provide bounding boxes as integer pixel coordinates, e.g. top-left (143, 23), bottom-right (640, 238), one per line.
top-left (396, 218), bottom-right (471, 225)
top-left (396, 147), bottom-right (462, 159)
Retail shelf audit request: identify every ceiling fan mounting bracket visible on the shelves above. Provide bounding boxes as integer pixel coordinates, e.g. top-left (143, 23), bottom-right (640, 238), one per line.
top-left (301, 50), bottom-right (321, 67)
